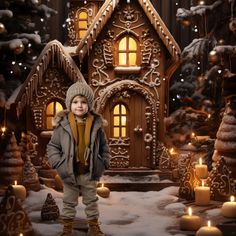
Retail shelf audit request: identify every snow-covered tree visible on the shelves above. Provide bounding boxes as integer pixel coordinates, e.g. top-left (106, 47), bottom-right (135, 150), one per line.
top-left (0, 0), bottom-right (57, 107)
top-left (166, 0), bottom-right (236, 147)
top-left (171, 0), bottom-right (236, 112)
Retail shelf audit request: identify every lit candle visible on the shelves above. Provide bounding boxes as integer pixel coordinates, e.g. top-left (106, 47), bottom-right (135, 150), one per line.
top-left (195, 180), bottom-right (210, 206)
top-left (191, 132), bottom-right (197, 141)
top-left (169, 147), bottom-right (178, 159)
top-left (1, 126), bottom-right (6, 136)
top-left (196, 220), bottom-right (222, 236)
top-left (221, 196), bottom-right (236, 218)
top-left (97, 183), bottom-right (110, 198)
top-left (195, 158), bottom-right (208, 179)
top-left (170, 148), bottom-right (175, 155)
top-left (180, 207), bottom-right (201, 231)
top-left (12, 180), bottom-right (26, 201)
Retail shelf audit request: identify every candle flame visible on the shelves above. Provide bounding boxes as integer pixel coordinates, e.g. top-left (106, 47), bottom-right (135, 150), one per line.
top-left (208, 114), bottom-right (211, 119)
top-left (207, 220), bottom-right (211, 227)
top-left (14, 180), bottom-right (17, 185)
top-left (19, 234), bottom-right (23, 236)
top-left (1, 126), bottom-right (6, 132)
top-left (230, 196), bottom-right (235, 202)
top-left (201, 180), bottom-right (205, 187)
top-left (170, 148), bottom-right (174, 154)
top-left (199, 157), bottom-right (202, 165)
top-left (188, 207), bottom-right (192, 216)
top-left (191, 132), bottom-right (195, 137)
top-left (101, 183), bottom-right (104, 188)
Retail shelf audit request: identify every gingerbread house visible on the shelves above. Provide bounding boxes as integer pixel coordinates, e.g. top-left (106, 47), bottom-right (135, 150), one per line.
top-left (9, 0), bottom-right (181, 171)
top-left (13, 40), bottom-right (83, 163)
top-left (70, 0), bottom-right (181, 169)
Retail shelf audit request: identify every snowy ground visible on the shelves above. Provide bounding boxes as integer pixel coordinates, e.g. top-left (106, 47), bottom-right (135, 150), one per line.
top-left (1, 172), bottom-right (227, 236)
top-left (22, 184), bottom-right (228, 236)
top-left (24, 185), bottom-right (189, 236)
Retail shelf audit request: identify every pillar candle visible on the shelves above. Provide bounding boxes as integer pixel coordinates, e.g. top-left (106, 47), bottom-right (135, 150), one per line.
top-left (12, 180), bottom-right (26, 201)
top-left (196, 220), bottom-right (222, 236)
top-left (97, 183), bottom-right (110, 198)
top-left (195, 180), bottom-right (210, 206)
top-left (180, 207), bottom-right (201, 231)
top-left (221, 196), bottom-right (236, 218)
top-left (195, 158), bottom-right (208, 179)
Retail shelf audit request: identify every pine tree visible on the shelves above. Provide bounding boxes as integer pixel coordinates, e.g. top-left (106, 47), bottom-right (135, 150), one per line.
top-left (0, 0), bottom-right (57, 107)
top-left (172, 0), bottom-right (236, 112)
top-left (173, 0), bottom-right (236, 178)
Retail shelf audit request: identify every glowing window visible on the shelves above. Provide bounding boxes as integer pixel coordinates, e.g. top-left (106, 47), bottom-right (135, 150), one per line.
top-left (76, 11), bottom-right (88, 39)
top-left (113, 104), bottom-right (127, 137)
top-left (46, 101), bottom-right (63, 129)
top-left (118, 36), bottom-right (137, 66)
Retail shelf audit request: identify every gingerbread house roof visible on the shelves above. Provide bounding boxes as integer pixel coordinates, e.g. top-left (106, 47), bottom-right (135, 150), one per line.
top-left (14, 40), bottom-right (83, 116)
top-left (76, 0), bottom-right (181, 61)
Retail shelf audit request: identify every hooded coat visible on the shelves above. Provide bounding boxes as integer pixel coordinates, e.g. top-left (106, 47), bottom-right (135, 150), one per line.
top-left (47, 110), bottom-right (110, 184)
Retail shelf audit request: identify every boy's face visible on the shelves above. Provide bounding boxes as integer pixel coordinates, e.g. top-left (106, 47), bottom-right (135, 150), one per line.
top-left (71, 95), bottom-right (89, 117)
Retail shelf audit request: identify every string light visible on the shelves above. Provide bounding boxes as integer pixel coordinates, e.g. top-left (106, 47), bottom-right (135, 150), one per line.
top-left (198, 0), bottom-right (205, 5)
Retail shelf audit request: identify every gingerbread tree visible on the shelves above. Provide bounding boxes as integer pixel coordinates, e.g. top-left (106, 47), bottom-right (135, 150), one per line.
top-left (207, 157), bottom-right (235, 201)
top-left (0, 132), bottom-right (24, 186)
top-left (19, 132), bottom-right (28, 162)
top-left (41, 193), bottom-right (60, 221)
top-left (0, 185), bottom-right (33, 235)
top-left (179, 160), bottom-right (201, 200)
top-left (22, 155), bottom-right (41, 192)
top-left (213, 92), bottom-right (236, 179)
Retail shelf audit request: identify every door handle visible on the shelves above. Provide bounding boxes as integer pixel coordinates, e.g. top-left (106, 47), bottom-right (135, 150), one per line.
top-left (134, 125), bottom-right (142, 132)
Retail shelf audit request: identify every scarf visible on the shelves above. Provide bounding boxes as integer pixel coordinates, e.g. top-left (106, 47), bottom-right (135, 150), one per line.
top-left (68, 112), bottom-right (94, 165)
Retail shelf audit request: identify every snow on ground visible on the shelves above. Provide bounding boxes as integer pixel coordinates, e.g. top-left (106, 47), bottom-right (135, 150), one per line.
top-left (23, 185), bottom-right (187, 236)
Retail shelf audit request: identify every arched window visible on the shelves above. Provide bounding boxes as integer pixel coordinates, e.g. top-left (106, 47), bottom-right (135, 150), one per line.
top-left (46, 101), bottom-right (63, 129)
top-left (118, 36), bottom-right (137, 66)
top-left (76, 10), bottom-right (88, 39)
top-left (113, 104), bottom-right (127, 137)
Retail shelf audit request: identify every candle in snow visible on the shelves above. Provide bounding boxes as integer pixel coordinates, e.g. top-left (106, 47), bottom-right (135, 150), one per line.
top-left (196, 220), bottom-right (222, 236)
top-left (12, 180), bottom-right (26, 201)
top-left (221, 195), bottom-right (236, 218)
top-left (97, 183), bottom-right (110, 198)
top-left (179, 207), bottom-right (201, 231)
top-left (195, 157), bottom-right (208, 179)
top-left (195, 180), bottom-right (210, 206)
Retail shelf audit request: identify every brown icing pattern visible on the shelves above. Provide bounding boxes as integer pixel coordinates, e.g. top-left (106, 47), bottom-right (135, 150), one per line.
top-left (0, 185), bottom-right (33, 235)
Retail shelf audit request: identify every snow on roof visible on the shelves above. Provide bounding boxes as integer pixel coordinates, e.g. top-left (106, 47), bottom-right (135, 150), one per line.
top-left (14, 40), bottom-right (83, 116)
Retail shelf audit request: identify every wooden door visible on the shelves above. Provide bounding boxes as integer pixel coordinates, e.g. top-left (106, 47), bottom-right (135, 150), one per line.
top-left (103, 90), bottom-right (150, 169)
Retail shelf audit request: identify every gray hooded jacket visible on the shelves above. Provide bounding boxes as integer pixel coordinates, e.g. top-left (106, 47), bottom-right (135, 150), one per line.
top-left (47, 110), bottom-right (110, 184)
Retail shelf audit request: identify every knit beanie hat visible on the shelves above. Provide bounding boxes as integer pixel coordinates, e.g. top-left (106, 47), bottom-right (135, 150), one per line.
top-left (65, 81), bottom-right (94, 110)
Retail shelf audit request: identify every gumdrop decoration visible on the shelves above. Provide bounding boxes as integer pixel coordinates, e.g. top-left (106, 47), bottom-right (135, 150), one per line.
top-left (207, 157), bottom-right (236, 201)
top-left (0, 185), bottom-right (33, 235)
top-left (41, 193), bottom-right (60, 221)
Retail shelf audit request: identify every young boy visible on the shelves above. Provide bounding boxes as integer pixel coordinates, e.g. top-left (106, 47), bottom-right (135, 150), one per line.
top-left (47, 81), bottom-right (110, 236)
